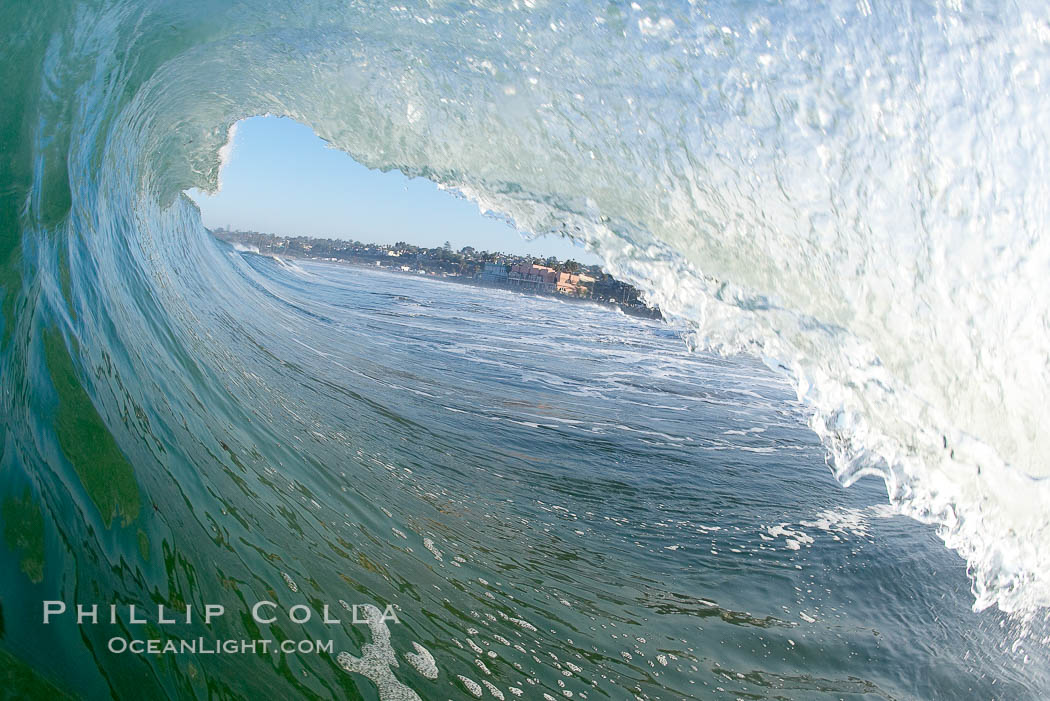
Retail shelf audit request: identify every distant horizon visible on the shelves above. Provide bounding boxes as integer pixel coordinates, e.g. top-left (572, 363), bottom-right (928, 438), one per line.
top-left (188, 116), bottom-right (601, 265)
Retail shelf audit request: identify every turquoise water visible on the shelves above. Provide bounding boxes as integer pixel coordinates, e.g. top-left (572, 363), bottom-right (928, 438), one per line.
top-left (3, 0), bottom-right (1050, 697)
top-left (0, 250), bottom-right (1042, 698)
top-left (3, 249), bottom-right (1041, 697)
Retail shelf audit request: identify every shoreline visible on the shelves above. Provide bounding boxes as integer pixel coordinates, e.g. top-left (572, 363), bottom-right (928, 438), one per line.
top-left (237, 245), bottom-right (664, 321)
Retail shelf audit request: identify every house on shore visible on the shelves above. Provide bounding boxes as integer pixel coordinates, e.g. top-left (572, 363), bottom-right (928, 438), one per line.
top-left (478, 262), bottom-right (509, 284)
top-left (499, 263), bottom-right (593, 297)
top-left (508, 263), bottom-right (557, 293)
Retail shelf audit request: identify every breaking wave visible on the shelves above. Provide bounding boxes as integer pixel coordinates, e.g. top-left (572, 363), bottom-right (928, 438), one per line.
top-left (3, 0), bottom-right (1050, 648)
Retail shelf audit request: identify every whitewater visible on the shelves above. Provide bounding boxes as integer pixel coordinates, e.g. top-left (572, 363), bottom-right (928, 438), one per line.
top-left (2, 0), bottom-right (1049, 698)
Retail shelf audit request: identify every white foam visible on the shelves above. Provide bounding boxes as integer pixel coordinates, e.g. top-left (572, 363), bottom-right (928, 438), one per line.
top-left (336, 605), bottom-right (422, 701)
top-left (482, 680), bottom-right (505, 699)
top-left (404, 642), bottom-right (438, 680)
top-left (423, 537), bottom-right (443, 561)
top-left (457, 675), bottom-right (483, 697)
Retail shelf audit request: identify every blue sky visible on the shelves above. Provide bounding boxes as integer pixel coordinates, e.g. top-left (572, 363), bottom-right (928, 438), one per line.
top-left (188, 116), bottom-right (598, 263)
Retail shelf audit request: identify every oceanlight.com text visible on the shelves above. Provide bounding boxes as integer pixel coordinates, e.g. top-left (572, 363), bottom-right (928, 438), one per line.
top-left (106, 637), bottom-right (334, 655)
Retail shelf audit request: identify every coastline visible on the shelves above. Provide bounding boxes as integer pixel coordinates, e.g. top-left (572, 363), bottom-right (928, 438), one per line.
top-left (221, 236), bottom-right (663, 321)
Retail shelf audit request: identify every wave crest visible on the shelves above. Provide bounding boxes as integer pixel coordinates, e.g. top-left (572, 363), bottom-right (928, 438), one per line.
top-left (7, 0), bottom-right (1050, 616)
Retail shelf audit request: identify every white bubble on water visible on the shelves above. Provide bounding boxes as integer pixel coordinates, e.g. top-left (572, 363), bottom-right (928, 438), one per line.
top-left (458, 675), bottom-right (483, 697)
top-left (336, 605), bottom-right (421, 701)
top-left (404, 641), bottom-right (438, 680)
top-left (423, 537), bottom-right (443, 561)
top-left (482, 679), bottom-right (505, 699)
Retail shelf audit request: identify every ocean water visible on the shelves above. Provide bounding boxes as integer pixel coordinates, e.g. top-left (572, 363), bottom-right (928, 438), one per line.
top-left (4, 251), bottom-right (1040, 698)
top-left (2, 0), bottom-right (1050, 698)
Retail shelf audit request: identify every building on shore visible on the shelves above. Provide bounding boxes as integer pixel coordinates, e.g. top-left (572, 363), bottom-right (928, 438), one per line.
top-left (488, 263), bottom-right (595, 297)
top-left (555, 271), bottom-right (595, 297)
top-left (508, 263), bottom-right (558, 293)
top-left (478, 262), bottom-right (509, 284)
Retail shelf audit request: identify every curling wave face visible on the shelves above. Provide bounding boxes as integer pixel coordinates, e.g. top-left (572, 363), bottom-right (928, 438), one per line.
top-left (2, 0), bottom-right (1050, 692)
